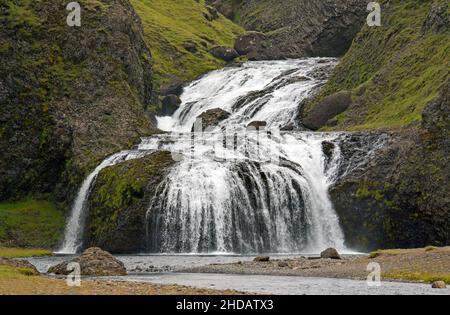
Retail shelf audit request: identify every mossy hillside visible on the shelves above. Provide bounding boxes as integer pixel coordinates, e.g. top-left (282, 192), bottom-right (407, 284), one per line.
top-left (130, 0), bottom-right (244, 84)
top-left (0, 0), bottom-right (158, 204)
top-left (0, 200), bottom-right (64, 249)
top-left (85, 151), bottom-right (176, 253)
top-left (305, 0), bottom-right (449, 131)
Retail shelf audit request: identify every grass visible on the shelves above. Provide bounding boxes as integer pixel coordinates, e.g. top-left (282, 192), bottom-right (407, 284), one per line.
top-left (0, 200), bottom-right (64, 249)
top-left (130, 0), bottom-right (244, 83)
top-left (384, 271), bottom-right (450, 284)
top-left (0, 248), bottom-right (52, 258)
top-left (308, 0), bottom-right (450, 131)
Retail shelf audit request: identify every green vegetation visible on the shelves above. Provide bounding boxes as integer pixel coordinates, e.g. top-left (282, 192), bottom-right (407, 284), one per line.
top-left (130, 0), bottom-right (244, 83)
top-left (308, 0), bottom-right (449, 131)
top-left (0, 266), bottom-right (36, 277)
top-left (0, 248), bottom-right (52, 258)
top-left (0, 200), bottom-right (64, 249)
top-left (384, 271), bottom-right (450, 284)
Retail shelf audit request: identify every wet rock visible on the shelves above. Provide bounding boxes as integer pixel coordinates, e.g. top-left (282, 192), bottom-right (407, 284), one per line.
top-left (192, 108), bottom-right (231, 131)
top-left (431, 281), bottom-right (447, 289)
top-left (254, 256), bottom-right (270, 262)
top-left (322, 141), bottom-right (336, 165)
top-left (303, 91), bottom-right (352, 130)
top-left (160, 95), bottom-right (182, 117)
top-left (0, 258), bottom-right (40, 275)
top-left (48, 247), bottom-right (127, 276)
top-left (247, 121), bottom-right (267, 130)
top-left (209, 46), bottom-right (239, 62)
top-left (320, 248), bottom-right (341, 260)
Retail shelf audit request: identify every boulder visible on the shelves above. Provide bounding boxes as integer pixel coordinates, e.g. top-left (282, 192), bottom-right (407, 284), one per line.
top-left (183, 41), bottom-right (198, 54)
top-left (247, 121), bottom-right (267, 130)
top-left (192, 108), bottom-right (231, 131)
top-left (254, 256), bottom-right (270, 262)
top-left (160, 95), bottom-right (182, 117)
top-left (160, 78), bottom-right (185, 97)
top-left (48, 247), bottom-right (127, 276)
top-left (431, 281), bottom-right (447, 289)
top-left (320, 248), bottom-right (342, 260)
top-left (303, 91), bottom-right (352, 130)
top-left (209, 46), bottom-right (239, 62)
top-left (234, 32), bottom-right (267, 60)
top-left (0, 258), bottom-right (40, 275)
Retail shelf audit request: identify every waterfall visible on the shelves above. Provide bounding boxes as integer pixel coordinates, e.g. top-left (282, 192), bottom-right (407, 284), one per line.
top-left (58, 150), bottom-right (151, 254)
top-left (61, 58), bottom-right (381, 254)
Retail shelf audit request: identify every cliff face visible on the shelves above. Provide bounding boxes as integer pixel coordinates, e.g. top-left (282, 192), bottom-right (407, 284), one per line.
top-left (314, 0), bottom-right (449, 251)
top-left (303, 0), bottom-right (449, 131)
top-left (0, 0), bottom-right (158, 203)
top-left (208, 0), bottom-right (368, 59)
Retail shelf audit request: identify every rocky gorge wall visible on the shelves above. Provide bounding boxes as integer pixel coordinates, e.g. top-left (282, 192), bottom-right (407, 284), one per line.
top-left (0, 0), bottom-right (159, 206)
top-left (208, 0), bottom-right (369, 59)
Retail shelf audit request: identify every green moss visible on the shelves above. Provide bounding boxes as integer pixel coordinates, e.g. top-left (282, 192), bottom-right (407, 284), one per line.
top-left (384, 271), bottom-right (450, 284)
top-left (0, 248), bottom-right (52, 258)
top-left (130, 0), bottom-right (244, 83)
top-left (307, 0), bottom-right (450, 131)
top-left (0, 200), bottom-right (64, 249)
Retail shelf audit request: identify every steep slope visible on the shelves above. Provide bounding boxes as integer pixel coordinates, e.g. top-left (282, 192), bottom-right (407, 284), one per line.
top-left (208, 0), bottom-right (368, 59)
top-left (130, 0), bottom-right (244, 84)
top-left (304, 0), bottom-right (449, 251)
top-left (303, 0), bottom-right (449, 131)
top-left (0, 0), bottom-right (158, 205)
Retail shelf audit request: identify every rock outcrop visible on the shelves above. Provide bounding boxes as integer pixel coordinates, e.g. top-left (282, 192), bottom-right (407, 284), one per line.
top-left (48, 247), bottom-right (126, 276)
top-left (210, 0), bottom-right (368, 60)
top-left (84, 152), bottom-right (176, 253)
top-left (0, 0), bottom-right (158, 204)
top-left (320, 248), bottom-right (341, 260)
top-left (209, 46), bottom-right (240, 62)
top-left (192, 108), bottom-right (231, 131)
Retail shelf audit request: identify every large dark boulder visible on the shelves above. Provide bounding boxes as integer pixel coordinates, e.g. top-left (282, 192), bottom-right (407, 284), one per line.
top-left (192, 108), bottom-right (231, 131)
top-left (48, 247), bottom-right (126, 276)
top-left (303, 91), bottom-right (352, 130)
top-left (160, 78), bottom-right (185, 97)
top-left (209, 46), bottom-right (240, 62)
top-left (84, 151), bottom-right (176, 253)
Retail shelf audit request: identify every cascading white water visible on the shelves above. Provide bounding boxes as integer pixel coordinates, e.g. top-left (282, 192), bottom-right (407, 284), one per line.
top-left (61, 58), bottom-right (364, 254)
top-left (157, 59), bottom-right (337, 132)
top-left (58, 150), bottom-right (152, 254)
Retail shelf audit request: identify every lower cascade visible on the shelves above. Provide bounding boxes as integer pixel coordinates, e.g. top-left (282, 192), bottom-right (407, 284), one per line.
top-left (60, 58), bottom-right (385, 254)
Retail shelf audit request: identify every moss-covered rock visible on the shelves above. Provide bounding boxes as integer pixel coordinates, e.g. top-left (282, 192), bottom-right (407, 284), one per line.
top-left (0, 0), bottom-right (158, 205)
top-left (330, 80), bottom-right (449, 251)
top-left (85, 151), bottom-right (176, 253)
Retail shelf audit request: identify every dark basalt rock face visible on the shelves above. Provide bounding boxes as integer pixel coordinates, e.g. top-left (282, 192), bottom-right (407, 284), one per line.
top-left (330, 81), bottom-right (450, 252)
top-left (210, 0), bottom-right (368, 60)
top-left (84, 152), bottom-right (176, 254)
top-left (0, 0), bottom-right (158, 203)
